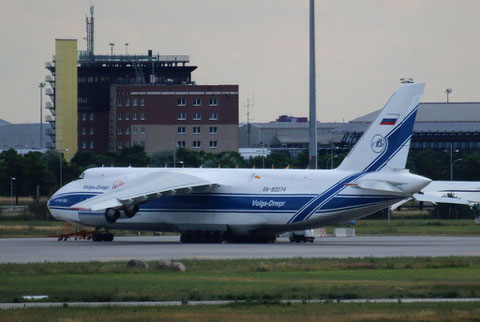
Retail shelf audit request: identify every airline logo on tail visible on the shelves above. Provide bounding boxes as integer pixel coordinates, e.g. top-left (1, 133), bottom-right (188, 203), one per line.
top-left (371, 134), bottom-right (386, 154)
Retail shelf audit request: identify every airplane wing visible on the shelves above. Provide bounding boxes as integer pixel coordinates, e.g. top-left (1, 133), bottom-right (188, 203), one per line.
top-left (412, 193), bottom-right (471, 206)
top-left (71, 171), bottom-right (216, 211)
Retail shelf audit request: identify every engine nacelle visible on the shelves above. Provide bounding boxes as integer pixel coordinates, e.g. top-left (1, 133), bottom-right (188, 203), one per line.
top-left (105, 208), bottom-right (121, 224)
top-left (124, 204), bottom-right (139, 218)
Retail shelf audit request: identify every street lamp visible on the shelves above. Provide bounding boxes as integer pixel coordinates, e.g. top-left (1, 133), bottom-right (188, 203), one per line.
top-left (58, 149), bottom-right (69, 187)
top-left (451, 158), bottom-right (462, 181)
top-left (109, 42), bottom-right (115, 56)
top-left (326, 155), bottom-right (337, 169)
top-left (39, 82), bottom-right (45, 149)
top-left (125, 43), bottom-right (129, 55)
top-left (445, 88), bottom-right (452, 103)
top-left (10, 177), bottom-right (16, 206)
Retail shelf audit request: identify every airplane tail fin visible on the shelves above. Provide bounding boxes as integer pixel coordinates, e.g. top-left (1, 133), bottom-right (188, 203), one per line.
top-left (337, 82), bottom-right (424, 172)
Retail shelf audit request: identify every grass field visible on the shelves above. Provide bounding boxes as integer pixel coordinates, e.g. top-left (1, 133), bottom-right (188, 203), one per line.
top-left (1, 257), bottom-right (480, 303)
top-left (1, 302), bottom-right (480, 321)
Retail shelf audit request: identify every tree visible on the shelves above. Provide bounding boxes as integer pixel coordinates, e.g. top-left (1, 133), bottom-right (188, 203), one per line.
top-left (117, 146), bottom-right (150, 167)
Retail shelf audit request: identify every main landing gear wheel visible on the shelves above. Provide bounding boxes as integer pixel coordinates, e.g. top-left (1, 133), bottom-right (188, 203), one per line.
top-left (180, 231), bottom-right (223, 244)
top-left (92, 230), bottom-right (114, 242)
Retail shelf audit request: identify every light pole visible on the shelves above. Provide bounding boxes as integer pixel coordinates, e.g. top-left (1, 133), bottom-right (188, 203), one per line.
top-left (39, 82), bottom-right (45, 149)
top-left (326, 155), bottom-right (337, 169)
top-left (451, 158), bottom-right (462, 181)
top-left (445, 88), bottom-right (452, 103)
top-left (125, 42), bottom-right (129, 55)
top-left (10, 177), bottom-right (16, 206)
top-left (109, 42), bottom-right (115, 57)
top-left (58, 149), bottom-right (69, 187)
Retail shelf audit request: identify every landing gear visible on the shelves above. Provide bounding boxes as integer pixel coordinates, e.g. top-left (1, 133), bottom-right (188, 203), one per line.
top-left (289, 235), bottom-right (314, 243)
top-left (92, 229), bottom-right (114, 242)
top-left (180, 231), bottom-right (223, 244)
top-left (179, 231), bottom-right (277, 244)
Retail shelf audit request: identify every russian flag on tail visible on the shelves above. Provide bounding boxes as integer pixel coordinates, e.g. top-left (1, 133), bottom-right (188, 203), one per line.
top-left (380, 118), bottom-right (397, 125)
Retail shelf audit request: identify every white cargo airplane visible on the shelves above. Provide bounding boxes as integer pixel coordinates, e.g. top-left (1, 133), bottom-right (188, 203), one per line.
top-left (48, 82), bottom-right (430, 242)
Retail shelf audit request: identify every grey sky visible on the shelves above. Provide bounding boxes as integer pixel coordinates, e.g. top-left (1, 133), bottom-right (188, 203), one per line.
top-left (1, 0), bottom-right (479, 124)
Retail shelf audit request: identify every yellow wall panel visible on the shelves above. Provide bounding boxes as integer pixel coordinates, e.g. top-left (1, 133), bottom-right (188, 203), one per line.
top-left (54, 39), bottom-right (78, 161)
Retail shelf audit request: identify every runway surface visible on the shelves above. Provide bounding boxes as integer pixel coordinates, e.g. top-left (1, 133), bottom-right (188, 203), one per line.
top-left (1, 235), bottom-right (480, 263)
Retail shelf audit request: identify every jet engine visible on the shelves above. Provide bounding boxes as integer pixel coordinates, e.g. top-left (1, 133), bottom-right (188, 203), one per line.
top-left (105, 208), bottom-right (121, 224)
top-left (124, 204), bottom-right (139, 218)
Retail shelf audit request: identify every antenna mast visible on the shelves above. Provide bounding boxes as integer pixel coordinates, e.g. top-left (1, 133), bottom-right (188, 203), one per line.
top-left (86, 5), bottom-right (94, 57)
top-left (245, 99), bottom-right (254, 147)
top-left (308, 0), bottom-right (317, 169)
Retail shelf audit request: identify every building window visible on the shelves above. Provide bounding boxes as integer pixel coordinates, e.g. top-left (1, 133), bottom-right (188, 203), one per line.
top-left (133, 112), bottom-right (137, 120)
top-left (209, 140), bottom-right (218, 149)
top-left (78, 97), bottom-right (87, 104)
top-left (177, 141), bottom-right (186, 147)
top-left (125, 127), bottom-right (130, 135)
top-left (177, 127), bottom-right (186, 134)
top-left (133, 98), bottom-right (137, 106)
top-left (177, 98), bottom-right (186, 106)
top-left (209, 126), bottom-right (218, 134)
top-left (125, 140), bottom-right (130, 148)
top-left (117, 98), bottom-right (122, 106)
top-left (117, 127), bottom-right (122, 134)
top-left (133, 127), bottom-right (137, 134)
top-left (133, 140), bottom-right (137, 146)
top-left (81, 127), bottom-right (86, 135)
top-left (82, 141), bottom-right (86, 148)
top-left (82, 113), bottom-right (87, 121)
top-left (193, 98), bottom-right (201, 106)
top-left (140, 98), bottom-right (145, 106)
top-left (140, 112), bottom-right (145, 120)
top-left (193, 126), bottom-right (201, 134)
top-left (209, 98), bottom-right (218, 106)
top-left (209, 112), bottom-right (218, 120)
top-left (141, 140), bottom-right (145, 147)
top-left (140, 127), bottom-right (145, 135)
top-left (89, 113), bottom-right (94, 121)
top-left (117, 140), bottom-right (122, 149)
top-left (177, 112), bottom-right (186, 120)
top-left (125, 99), bottom-right (130, 106)
top-left (125, 112), bottom-right (129, 120)
top-left (89, 141), bottom-right (94, 149)
top-left (193, 141), bottom-right (201, 148)
top-left (89, 127), bottom-right (94, 135)
top-left (117, 112), bottom-right (122, 120)
top-left (193, 112), bottom-right (201, 120)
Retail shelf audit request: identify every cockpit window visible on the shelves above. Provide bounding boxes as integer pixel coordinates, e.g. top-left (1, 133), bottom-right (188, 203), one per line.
top-left (79, 172), bottom-right (85, 179)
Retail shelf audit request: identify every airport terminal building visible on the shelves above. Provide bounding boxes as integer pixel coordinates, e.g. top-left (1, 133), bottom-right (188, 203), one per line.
top-left (239, 102), bottom-right (480, 156)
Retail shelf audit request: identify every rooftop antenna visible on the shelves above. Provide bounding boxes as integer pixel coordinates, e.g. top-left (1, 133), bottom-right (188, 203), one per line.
top-left (445, 88), bottom-right (452, 103)
top-left (308, 0), bottom-right (317, 169)
top-left (125, 43), bottom-right (129, 55)
top-left (244, 98), bottom-right (254, 147)
top-left (86, 4), bottom-right (94, 57)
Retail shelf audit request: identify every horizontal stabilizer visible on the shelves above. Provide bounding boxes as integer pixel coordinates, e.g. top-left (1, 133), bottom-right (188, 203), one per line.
top-left (346, 180), bottom-right (405, 194)
top-left (71, 171), bottom-right (215, 211)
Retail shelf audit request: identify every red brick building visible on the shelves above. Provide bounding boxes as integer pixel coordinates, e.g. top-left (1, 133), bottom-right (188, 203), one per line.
top-left (109, 84), bottom-right (239, 154)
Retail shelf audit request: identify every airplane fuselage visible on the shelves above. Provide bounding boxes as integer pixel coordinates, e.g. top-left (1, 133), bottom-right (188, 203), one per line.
top-left (48, 167), bottom-right (429, 236)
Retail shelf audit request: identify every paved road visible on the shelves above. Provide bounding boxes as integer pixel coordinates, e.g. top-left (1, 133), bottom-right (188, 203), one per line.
top-left (1, 236), bottom-right (480, 263)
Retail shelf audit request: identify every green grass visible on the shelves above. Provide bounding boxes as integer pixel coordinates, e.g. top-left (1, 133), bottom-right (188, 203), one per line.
top-left (329, 219), bottom-right (480, 236)
top-left (1, 257), bottom-right (480, 303)
top-left (1, 302), bottom-right (480, 321)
